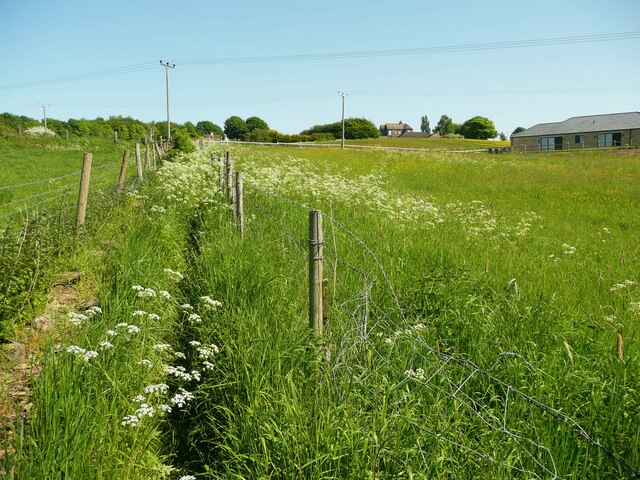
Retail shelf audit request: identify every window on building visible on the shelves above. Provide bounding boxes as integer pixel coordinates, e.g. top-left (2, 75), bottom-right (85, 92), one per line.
top-left (597, 132), bottom-right (622, 147)
top-left (541, 136), bottom-right (563, 151)
top-left (574, 134), bottom-right (584, 144)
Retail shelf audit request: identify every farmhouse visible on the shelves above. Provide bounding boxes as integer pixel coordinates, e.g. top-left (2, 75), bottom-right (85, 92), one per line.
top-left (511, 112), bottom-right (640, 152)
top-left (379, 122), bottom-right (413, 137)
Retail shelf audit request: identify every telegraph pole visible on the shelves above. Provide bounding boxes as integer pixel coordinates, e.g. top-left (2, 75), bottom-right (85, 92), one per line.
top-left (159, 61), bottom-right (176, 143)
top-left (339, 92), bottom-right (348, 149)
top-left (41, 104), bottom-right (48, 133)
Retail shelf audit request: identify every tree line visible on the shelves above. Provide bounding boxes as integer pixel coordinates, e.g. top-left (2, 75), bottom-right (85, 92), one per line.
top-left (223, 116), bottom-right (380, 143)
top-left (419, 114), bottom-right (505, 140)
top-left (0, 112), bottom-right (224, 141)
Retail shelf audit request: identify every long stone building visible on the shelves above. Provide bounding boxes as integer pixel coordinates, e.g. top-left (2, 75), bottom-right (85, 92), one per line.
top-left (511, 112), bottom-right (640, 152)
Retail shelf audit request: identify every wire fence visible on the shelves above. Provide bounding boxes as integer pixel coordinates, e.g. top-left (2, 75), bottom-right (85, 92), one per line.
top-left (215, 151), bottom-right (640, 479)
top-left (0, 148), bottom-right (153, 225)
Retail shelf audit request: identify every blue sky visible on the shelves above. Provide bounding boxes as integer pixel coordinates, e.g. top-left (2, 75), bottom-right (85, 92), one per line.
top-left (1, 0), bottom-right (639, 136)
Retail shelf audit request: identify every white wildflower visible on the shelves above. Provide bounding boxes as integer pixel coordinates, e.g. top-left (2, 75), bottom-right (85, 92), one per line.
top-left (121, 415), bottom-right (140, 427)
top-left (159, 290), bottom-right (172, 299)
top-left (144, 383), bottom-right (169, 394)
top-left (189, 340), bottom-right (202, 347)
top-left (68, 312), bottom-right (88, 326)
top-left (133, 395), bottom-right (146, 403)
top-left (200, 296), bottom-right (222, 309)
top-left (202, 361), bottom-right (215, 371)
top-left (66, 345), bottom-right (86, 354)
top-left (136, 403), bottom-right (155, 418)
top-left (153, 344), bottom-right (172, 351)
top-left (81, 350), bottom-right (99, 362)
top-left (98, 341), bottom-right (113, 350)
top-left (171, 389), bottom-right (195, 408)
top-left (138, 359), bottom-right (152, 366)
top-left (181, 303), bottom-right (193, 311)
top-left (188, 313), bottom-right (202, 323)
top-left (164, 268), bottom-right (184, 281)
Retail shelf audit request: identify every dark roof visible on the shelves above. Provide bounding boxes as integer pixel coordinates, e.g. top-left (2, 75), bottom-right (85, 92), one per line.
top-left (512, 112), bottom-right (640, 137)
top-left (382, 123), bottom-right (413, 130)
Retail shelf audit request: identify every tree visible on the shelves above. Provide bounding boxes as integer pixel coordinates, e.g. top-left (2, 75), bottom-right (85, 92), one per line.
top-left (301, 117), bottom-right (379, 139)
top-left (224, 116), bottom-right (249, 140)
top-left (182, 121), bottom-right (200, 138)
top-left (499, 131), bottom-right (507, 141)
top-left (511, 126), bottom-right (526, 136)
top-left (245, 116), bottom-right (269, 132)
top-left (420, 115), bottom-right (430, 134)
top-left (434, 115), bottom-right (455, 135)
top-left (195, 121), bottom-right (216, 136)
top-left (458, 116), bottom-right (498, 140)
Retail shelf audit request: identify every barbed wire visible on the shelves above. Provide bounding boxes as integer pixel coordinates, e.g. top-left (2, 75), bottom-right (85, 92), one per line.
top-left (0, 169), bottom-right (82, 193)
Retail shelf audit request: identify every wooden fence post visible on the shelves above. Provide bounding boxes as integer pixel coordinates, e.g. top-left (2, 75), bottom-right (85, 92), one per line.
top-left (235, 171), bottom-right (244, 236)
top-left (225, 151), bottom-right (234, 203)
top-left (145, 138), bottom-right (151, 169)
top-left (75, 153), bottom-right (93, 231)
top-left (116, 150), bottom-right (130, 198)
top-left (114, 131), bottom-right (118, 143)
top-left (309, 210), bottom-right (324, 334)
top-left (218, 157), bottom-right (225, 192)
top-left (154, 142), bottom-right (163, 163)
top-left (135, 143), bottom-right (143, 181)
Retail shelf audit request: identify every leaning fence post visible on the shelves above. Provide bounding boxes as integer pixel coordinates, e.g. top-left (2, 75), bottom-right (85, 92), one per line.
top-left (235, 171), bottom-right (244, 236)
top-left (309, 210), bottom-right (324, 334)
top-left (75, 153), bottom-right (93, 231)
top-left (135, 143), bottom-right (143, 181)
top-left (116, 150), bottom-right (130, 198)
top-left (145, 138), bottom-right (151, 169)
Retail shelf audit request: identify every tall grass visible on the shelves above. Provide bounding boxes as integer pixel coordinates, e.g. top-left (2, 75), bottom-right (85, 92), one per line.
top-left (3, 143), bottom-right (638, 478)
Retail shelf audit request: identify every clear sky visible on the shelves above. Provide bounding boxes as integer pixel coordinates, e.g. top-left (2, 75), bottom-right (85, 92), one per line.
top-left (1, 0), bottom-right (639, 136)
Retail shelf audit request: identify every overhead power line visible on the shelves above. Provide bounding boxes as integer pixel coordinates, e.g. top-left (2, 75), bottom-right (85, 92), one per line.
top-left (173, 31), bottom-right (640, 65)
top-left (0, 62), bottom-right (158, 90)
top-left (0, 31), bottom-right (638, 92)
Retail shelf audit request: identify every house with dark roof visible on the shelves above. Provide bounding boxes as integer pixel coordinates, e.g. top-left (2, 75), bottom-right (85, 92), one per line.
top-left (511, 112), bottom-right (640, 152)
top-left (379, 122), bottom-right (413, 137)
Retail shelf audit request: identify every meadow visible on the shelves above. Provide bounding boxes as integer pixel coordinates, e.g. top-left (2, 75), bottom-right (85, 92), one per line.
top-left (323, 136), bottom-right (511, 149)
top-left (1, 139), bottom-right (639, 478)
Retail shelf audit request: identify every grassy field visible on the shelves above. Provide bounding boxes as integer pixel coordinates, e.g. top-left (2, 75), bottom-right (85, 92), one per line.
top-left (2, 141), bottom-right (639, 478)
top-left (326, 136), bottom-right (511, 149)
top-left (0, 135), bottom-right (139, 219)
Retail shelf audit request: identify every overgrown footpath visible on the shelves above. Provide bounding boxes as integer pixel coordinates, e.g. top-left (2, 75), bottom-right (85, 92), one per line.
top-left (1, 147), bottom-right (226, 478)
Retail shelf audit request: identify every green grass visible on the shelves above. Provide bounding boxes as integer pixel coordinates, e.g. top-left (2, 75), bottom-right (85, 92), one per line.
top-left (322, 136), bottom-right (510, 149)
top-left (0, 135), bottom-right (140, 219)
top-left (3, 142), bottom-right (639, 478)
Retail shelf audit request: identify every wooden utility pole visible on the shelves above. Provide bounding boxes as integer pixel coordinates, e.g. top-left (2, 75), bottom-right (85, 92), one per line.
top-left (309, 210), bottom-right (324, 334)
top-left (75, 153), bottom-right (93, 231)
top-left (159, 61), bottom-right (176, 142)
top-left (339, 92), bottom-right (348, 149)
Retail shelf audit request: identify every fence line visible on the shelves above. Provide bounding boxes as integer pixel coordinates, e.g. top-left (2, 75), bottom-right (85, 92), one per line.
top-left (231, 140), bottom-right (490, 153)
